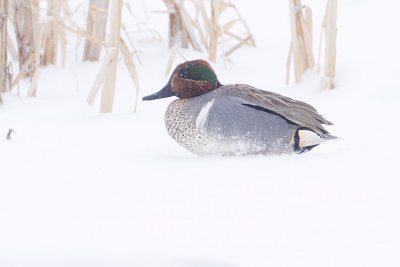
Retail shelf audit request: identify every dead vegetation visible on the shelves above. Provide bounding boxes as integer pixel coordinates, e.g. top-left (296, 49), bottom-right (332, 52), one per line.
top-left (287, 0), bottom-right (337, 89)
top-left (320, 0), bottom-right (337, 89)
top-left (0, 0), bottom-right (9, 100)
top-left (0, 0), bottom-right (337, 110)
top-left (162, 0), bottom-right (255, 66)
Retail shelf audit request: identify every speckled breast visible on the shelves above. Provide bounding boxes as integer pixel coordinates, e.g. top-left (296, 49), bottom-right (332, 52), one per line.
top-left (164, 99), bottom-right (208, 155)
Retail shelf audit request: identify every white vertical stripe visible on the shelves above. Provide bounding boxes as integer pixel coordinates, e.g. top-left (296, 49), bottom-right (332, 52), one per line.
top-left (196, 99), bottom-right (215, 130)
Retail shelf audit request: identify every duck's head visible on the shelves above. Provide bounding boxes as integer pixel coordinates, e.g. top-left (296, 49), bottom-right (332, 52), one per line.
top-left (143, 59), bottom-right (222, 100)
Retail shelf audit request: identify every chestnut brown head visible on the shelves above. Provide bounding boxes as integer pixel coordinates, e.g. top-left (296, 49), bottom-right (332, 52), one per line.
top-left (142, 59), bottom-right (223, 101)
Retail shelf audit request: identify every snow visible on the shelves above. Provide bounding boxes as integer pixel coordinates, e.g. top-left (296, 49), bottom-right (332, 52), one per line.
top-left (1, 0), bottom-right (400, 266)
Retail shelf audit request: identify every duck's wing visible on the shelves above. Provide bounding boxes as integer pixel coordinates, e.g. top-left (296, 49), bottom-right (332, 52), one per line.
top-left (220, 84), bottom-right (334, 138)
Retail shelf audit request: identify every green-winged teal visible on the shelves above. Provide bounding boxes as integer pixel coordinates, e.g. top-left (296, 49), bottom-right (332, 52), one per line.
top-left (143, 59), bottom-right (335, 156)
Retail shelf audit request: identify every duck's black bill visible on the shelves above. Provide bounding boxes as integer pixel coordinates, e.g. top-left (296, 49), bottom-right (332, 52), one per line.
top-left (142, 83), bottom-right (174, 101)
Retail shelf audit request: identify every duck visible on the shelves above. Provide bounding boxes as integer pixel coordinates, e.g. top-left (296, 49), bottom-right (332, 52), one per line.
top-left (143, 59), bottom-right (335, 156)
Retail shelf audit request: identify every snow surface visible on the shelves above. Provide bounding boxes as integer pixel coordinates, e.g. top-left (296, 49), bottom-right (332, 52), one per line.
top-left (1, 0), bottom-right (400, 266)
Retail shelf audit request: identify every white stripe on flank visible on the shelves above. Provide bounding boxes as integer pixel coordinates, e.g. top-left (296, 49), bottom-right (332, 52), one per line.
top-left (196, 99), bottom-right (215, 130)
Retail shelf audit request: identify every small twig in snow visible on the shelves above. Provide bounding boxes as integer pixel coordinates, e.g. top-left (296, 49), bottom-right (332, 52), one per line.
top-left (6, 128), bottom-right (14, 140)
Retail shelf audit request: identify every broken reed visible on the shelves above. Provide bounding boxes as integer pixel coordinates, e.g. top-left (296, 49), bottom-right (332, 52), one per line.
top-left (83, 0), bottom-right (109, 61)
top-left (321, 0), bottom-right (337, 89)
top-left (287, 0), bottom-right (314, 84)
top-left (14, 0), bottom-right (36, 79)
top-left (163, 0), bottom-right (255, 75)
top-left (0, 0), bottom-right (8, 97)
top-left (163, 0), bottom-right (189, 49)
top-left (86, 0), bottom-right (140, 113)
top-left (287, 0), bottom-right (337, 89)
top-left (11, 0), bottom-right (38, 96)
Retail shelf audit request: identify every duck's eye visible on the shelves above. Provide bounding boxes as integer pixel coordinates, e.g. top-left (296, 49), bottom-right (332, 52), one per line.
top-left (179, 67), bottom-right (189, 79)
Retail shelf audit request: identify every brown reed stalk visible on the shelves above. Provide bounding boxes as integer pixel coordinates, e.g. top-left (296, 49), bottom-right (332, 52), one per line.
top-left (163, 0), bottom-right (189, 49)
top-left (322, 0), bottom-right (337, 89)
top-left (209, 0), bottom-right (220, 62)
top-left (14, 0), bottom-right (36, 79)
top-left (83, 0), bottom-right (109, 61)
top-left (86, 0), bottom-right (139, 113)
top-left (0, 0), bottom-right (8, 96)
top-left (287, 0), bottom-right (314, 84)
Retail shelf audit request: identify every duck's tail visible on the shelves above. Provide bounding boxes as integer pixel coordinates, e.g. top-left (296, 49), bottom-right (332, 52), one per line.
top-left (292, 128), bottom-right (337, 153)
